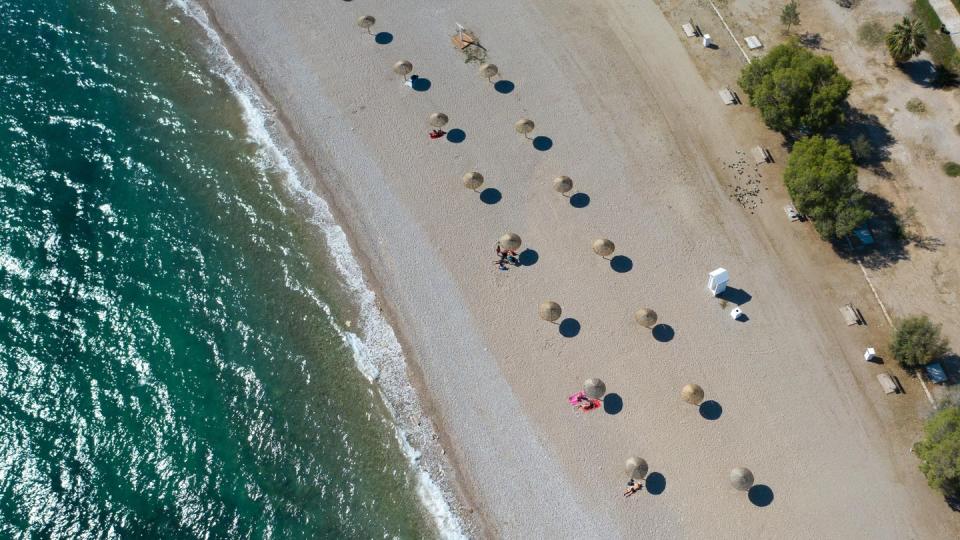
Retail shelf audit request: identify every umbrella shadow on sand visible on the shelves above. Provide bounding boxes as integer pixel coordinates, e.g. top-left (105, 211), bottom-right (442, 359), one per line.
top-left (602, 393), bottom-right (623, 415)
top-left (645, 472), bottom-right (666, 495)
top-left (748, 485), bottom-right (774, 507)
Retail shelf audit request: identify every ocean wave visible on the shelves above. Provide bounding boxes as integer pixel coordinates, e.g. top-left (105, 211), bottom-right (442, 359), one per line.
top-left (169, 1), bottom-right (467, 537)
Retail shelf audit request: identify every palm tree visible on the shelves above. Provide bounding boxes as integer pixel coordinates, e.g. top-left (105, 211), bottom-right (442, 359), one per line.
top-left (886, 17), bottom-right (926, 64)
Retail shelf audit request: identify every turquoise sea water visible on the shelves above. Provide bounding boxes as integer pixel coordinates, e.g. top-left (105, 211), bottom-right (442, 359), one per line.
top-left (0, 1), bottom-right (438, 537)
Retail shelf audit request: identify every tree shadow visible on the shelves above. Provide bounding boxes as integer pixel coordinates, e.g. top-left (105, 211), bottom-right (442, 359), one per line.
top-left (374, 32), bottom-right (393, 45)
top-left (748, 485), bottom-right (774, 507)
top-left (532, 136), bottom-right (553, 151)
top-left (652, 324), bottom-right (674, 342)
top-left (610, 255), bottom-right (633, 273)
top-left (645, 472), bottom-right (666, 495)
top-left (479, 188), bottom-right (502, 204)
top-left (830, 107), bottom-right (895, 178)
top-left (603, 393), bottom-right (623, 415)
top-left (570, 192), bottom-right (590, 208)
top-left (559, 318), bottom-right (581, 338)
top-left (518, 249), bottom-right (538, 267)
top-left (833, 193), bottom-right (909, 270)
top-left (699, 400), bottom-right (722, 420)
top-left (939, 353), bottom-right (960, 385)
top-left (410, 76), bottom-right (431, 92)
top-left (446, 129), bottom-right (466, 143)
top-left (717, 286), bottom-right (751, 305)
top-left (494, 80), bottom-right (515, 94)
top-left (901, 59), bottom-right (938, 87)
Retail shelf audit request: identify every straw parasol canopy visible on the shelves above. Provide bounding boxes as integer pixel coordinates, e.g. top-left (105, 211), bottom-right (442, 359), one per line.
top-left (592, 238), bottom-right (615, 257)
top-left (553, 176), bottom-right (573, 195)
top-left (584, 378), bottom-right (606, 399)
top-left (515, 118), bottom-right (535, 137)
top-left (538, 301), bottom-right (562, 323)
top-left (634, 308), bottom-right (658, 329)
top-left (498, 233), bottom-right (522, 251)
top-left (730, 467), bottom-right (755, 491)
top-left (393, 60), bottom-right (413, 79)
top-left (624, 457), bottom-right (649, 480)
top-left (357, 15), bottom-right (376, 32)
top-left (681, 384), bottom-right (705, 405)
top-left (428, 113), bottom-right (449, 128)
top-left (462, 172), bottom-right (484, 191)
top-left (479, 63), bottom-right (499, 81)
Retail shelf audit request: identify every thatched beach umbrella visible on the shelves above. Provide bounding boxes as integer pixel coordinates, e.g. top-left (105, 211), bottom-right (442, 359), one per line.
top-left (429, 113), bottom-right (449, 128)
top-left (515, 118), bottom-right (535, 139)
top-left (634, 308), bottom-right (658, 329)
top-left (553, 176), bottom-right (573, 196)
top-left (357, 15), bottom-right (376, 34)
top-left (393, 60), bottom-right (413, 80)
top-left (479, 63), bottom-right (499, 81)
top-left (592, 238), bottom-right (615, 258)
top-left (730, 467), bottom-right (754, 491)
top-left (625, 457), bottom-right (649, 480)
top-left (538, 301), bottom-right (562, 323)
top-left (681, 384), bottom-right (705, 405)
top-left (463, 172), bottom-right (484, 191)
top-left (498, 233), bottom-right (522, 251)
top-left (584, 378), bottom-right (606, 400)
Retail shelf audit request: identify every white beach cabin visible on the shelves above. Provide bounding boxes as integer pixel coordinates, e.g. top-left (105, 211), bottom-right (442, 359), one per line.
top-left (707, 268), bottom-right (728, 296)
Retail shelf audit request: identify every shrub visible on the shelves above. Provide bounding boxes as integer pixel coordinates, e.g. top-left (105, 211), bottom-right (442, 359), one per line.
top-left (890, 315), bottom-right (950, 369)
top-left (858, 21), bottom-right (887, 49)
top-left (739, 41), bottom-right (852, 135)
top-left (784, 135), bottom-right (872, 239)
top-left (849, 134), bottom-right (874, 164)
top-left (914, 406), bottom-right (960, 497)
top-left (944, 162), bottom-right (960, 177)
top-left (906, 97), bottom-right (926, 113)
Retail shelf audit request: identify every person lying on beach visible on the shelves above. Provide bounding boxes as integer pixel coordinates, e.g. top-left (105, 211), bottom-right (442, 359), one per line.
top-left (567, 391), bottom-right (601, 412)
top-left (429, 129), bottom-right (446, 139)
top-left (623, 478), bottom-right (643, 497)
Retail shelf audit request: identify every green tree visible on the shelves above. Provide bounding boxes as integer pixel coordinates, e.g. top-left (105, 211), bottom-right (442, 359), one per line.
top-left (915, 406), bottom-right (960, 497)
top-left (783, 135), bottom-right (872, 240)
top-left (890, 315), bottom-right (950, 369)
top-left (886, 17), bottom-right (926, 64)
top-left (738, 41), bottom-right (852, 134)
top-left (781, 1), bottom-right (801, 34)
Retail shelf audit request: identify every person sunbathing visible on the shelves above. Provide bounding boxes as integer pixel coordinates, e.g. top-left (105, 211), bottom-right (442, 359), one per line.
top-left (623, 479), bottom-right (643, 497)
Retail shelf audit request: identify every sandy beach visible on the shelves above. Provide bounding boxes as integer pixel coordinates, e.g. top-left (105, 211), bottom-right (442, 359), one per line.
top-left (200, 0), bottom-right (959, 537)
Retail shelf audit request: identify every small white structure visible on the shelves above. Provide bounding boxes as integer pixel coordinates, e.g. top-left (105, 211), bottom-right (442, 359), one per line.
top-left (682, 23), bottom-right (696, 38)
top-left (864, 348), bottom-right (877, 362)
top-left (745, 35), bottom-right (763, 50)
top-left (730, 307), bottom-right (743, 320)
top-left (707, 268), bottom-right (729, 296)
top-left (702, 34), bottom-right (713, 48)
top-left (751, 145), bottom-right (771, 164)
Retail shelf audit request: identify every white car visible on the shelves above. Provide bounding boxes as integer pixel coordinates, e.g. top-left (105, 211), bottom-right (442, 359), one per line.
top-left (784, 204), bottom-right (800, 222)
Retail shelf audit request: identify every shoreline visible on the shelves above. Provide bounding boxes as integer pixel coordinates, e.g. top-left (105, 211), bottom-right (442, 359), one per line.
top-left (176, 1), bottom-right (477, 536)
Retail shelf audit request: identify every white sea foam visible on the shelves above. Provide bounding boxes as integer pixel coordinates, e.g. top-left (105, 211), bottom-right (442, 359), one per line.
top-left (170, 2), bottom-right (467, 537)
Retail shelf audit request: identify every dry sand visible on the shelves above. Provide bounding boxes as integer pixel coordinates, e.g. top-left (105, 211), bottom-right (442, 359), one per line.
top-left (201, 0), bottom-right (957, 537)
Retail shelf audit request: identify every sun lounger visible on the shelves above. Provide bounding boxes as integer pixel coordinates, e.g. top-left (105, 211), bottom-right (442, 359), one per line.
top-left (719, 87), bottom-right (738, 105)
top-left (839, 303), bottom-right (862, 326)
top-left (682, 23), bottom-right (697, 38)
top-left (877, 373), bottom-right (899, 394)
top-left (751, 146), bottom-right (770, 164)
top-left (745, 35), bottom-right (763, 50)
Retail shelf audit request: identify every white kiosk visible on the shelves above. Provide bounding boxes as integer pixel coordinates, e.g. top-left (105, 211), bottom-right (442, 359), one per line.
top-left (864, 348), bottom-right (877, 362)
top-left (707, 268), bottom-right (729, 296)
